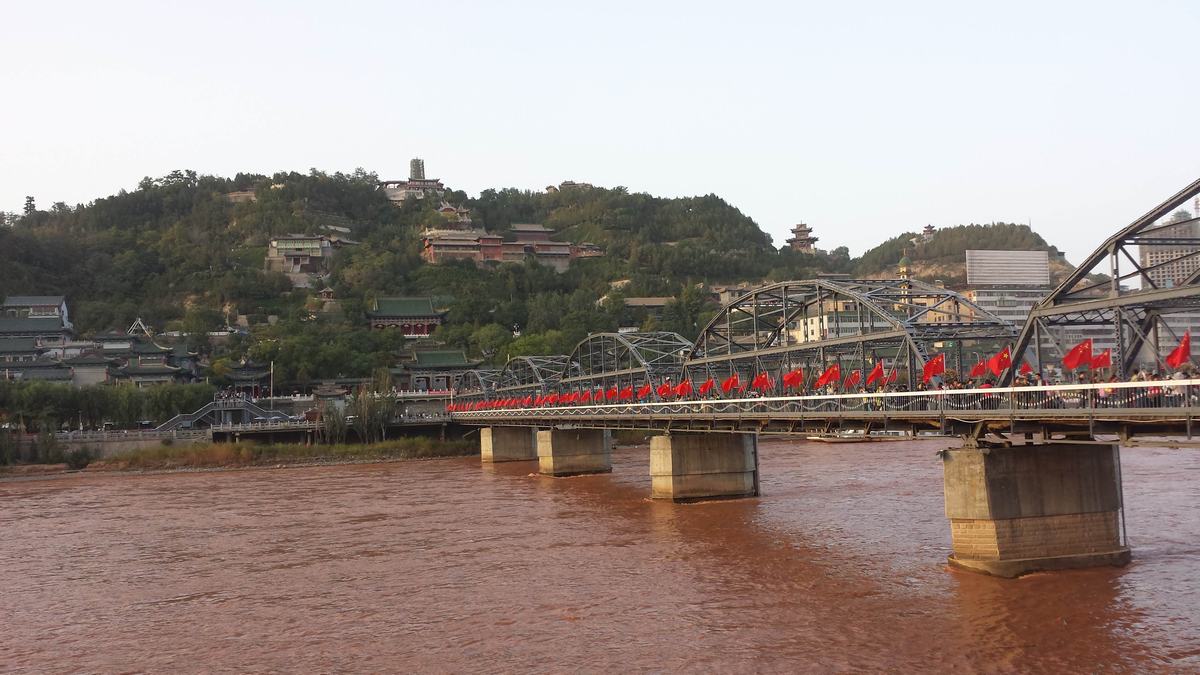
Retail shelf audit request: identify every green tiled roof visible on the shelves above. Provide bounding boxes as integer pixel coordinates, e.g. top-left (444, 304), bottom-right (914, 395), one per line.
top-left (117, 364), bottom-right (181, 376)
top-left (0, 337), bottom-right (40, 354)
top-left (0, 317), bottom-right (68, 334)
top-left (3, 295), bottom-right (64, 307)
top-left (65, 354), bottom-right (112, 366)
top-left (14, 368), bottom-right (73, 381)
top-left (368, 297), bottom-right (439, 318)
top-left (413, 350), bottom-right (477, 367)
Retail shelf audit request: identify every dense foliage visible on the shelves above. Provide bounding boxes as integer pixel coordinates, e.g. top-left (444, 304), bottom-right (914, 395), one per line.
top-left (0, 381), bottom-right (215, 431)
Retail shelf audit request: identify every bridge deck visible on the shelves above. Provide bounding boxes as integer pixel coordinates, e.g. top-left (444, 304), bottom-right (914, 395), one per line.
top-left (451, 379), bottom-right (1200, 439)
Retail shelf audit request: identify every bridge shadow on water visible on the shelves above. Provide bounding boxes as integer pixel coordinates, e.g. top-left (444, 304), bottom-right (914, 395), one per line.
top-left (474, 438), bottom-right (1166, 671)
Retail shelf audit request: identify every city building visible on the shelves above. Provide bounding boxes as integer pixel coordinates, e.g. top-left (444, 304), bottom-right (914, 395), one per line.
top-left (1137, 211), bottom-right (1200, 288)
top-left (366, 297), bottom-right (444, 337)
top-left (0, 295), bottom-right (74, 345)
top-left (965, 250), bottom-right (1051, 286)
top-left (0, 337), bottom-right (43, 363)
top-left (785, 223), bottom-right (818, 253)
top-left (379, 158), bottom-right (447, 203)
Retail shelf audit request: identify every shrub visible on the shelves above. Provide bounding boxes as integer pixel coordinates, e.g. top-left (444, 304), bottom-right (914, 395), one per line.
top-left (65, 447), bottom-right (94, 470)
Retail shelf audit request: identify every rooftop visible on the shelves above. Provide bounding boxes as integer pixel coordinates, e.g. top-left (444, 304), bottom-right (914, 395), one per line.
top-left (0, 317), bottom-right (69, 334)
top-left (0, 337), bottom-right (41, 353)
top-left (412, 350), bottom-right (479, 368)
top-left (3, 295), bottom-right (65, 307)
top-left (369, 297), bottom-right (440, 317)
top-left (510, 223), bottom-right (553, 232)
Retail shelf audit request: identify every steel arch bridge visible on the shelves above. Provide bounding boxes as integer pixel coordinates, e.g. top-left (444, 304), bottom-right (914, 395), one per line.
top-left (1008, 177), bottom-right (1200, 382)
top-left (559, 331), bottom-right (692, 391)
top-left (681, 279), bottom-right (1015, 390)
top-left (488, 355), bottom-right (570, 397)
top-left (456, 369), bottom-right (500, 397)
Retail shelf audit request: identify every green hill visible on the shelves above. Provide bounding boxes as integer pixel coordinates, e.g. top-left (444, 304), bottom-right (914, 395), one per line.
top-left (0, 170), bottom-right (1070, 381)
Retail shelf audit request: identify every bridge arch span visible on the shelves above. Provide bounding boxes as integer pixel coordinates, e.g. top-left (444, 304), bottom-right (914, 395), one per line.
top-left (685, 279), bottom-right (1014, 389)
top-left (559, 331), bottom-right (692, 392)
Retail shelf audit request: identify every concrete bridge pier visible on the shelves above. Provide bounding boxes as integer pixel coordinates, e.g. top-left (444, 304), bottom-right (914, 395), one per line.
top-left (941, 442), bottom-right (1131, 578)
top-left (480, 426), bottom-right (537, 463)
top-left (537, 428), bottom-right (612, 476)
top-left (650, 432), bottom-right (759, 502)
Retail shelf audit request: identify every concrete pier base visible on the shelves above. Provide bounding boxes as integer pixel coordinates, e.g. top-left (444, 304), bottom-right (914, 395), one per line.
top-left (650, 432), bottom-right (759, 501)
top-left (942, 443), bottom-right (1131, 578)
top-left (480, 426), bottom-right (537, 463)
top-left (537, 429), bottom-right (612, 476)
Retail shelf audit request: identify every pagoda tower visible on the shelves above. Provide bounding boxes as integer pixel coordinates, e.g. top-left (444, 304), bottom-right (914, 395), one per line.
top-left (786, 223), bottom-right (818, 253)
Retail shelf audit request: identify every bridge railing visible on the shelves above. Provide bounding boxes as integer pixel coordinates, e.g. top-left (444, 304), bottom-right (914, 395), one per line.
top-left (449, 378), bottom-right (1200, 419)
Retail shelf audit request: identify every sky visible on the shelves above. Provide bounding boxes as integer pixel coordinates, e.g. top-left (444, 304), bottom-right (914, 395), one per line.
top-left (3, 1), bottom-right (1199, 266)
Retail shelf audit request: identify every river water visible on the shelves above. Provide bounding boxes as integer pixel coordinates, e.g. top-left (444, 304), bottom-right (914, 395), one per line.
top-left (1, 439), bottom-right (1198, 673)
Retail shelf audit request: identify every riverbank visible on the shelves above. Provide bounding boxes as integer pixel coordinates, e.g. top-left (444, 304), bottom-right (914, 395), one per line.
top-left (0, 438), bottom-right (477, 478)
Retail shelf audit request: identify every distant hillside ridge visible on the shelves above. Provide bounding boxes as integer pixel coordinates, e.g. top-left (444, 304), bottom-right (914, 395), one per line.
top-left (855, 223), bottom-right (1067, 286)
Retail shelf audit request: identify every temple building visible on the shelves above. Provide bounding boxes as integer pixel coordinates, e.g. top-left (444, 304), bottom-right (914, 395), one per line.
top-left (366, 297), bottom-right (444, 337)
top-left (785, 223), bottom-right (819, 253)
top-left (0, 295), bottom-right (74, 345)
top-left (420, 222), bottom-right (601, 272)
top-left (226, 359), bottom-right (270, 396)
top-left (391, 349), bottom-right (482, 391)
top-left (379, 158), bottom-right (447, 203)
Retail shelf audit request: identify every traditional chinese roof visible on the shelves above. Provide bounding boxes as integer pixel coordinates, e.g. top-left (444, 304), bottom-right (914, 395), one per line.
top-left (5, 366), bottom-right (72, 381)
top-left (0, 317), bottom-right (69, 335)
top-left (368, 297), bottom-right (441, 318)
top-left (65, 354), bottom-right (112, 366)
top-left (0, 337), bottom-right (41, 354)
top-left (411, 350), bottom-right (480, 369)
top-left (131, 340), bottom-right (172, 354)
top-left (3, 295), bottom-right (64, 307)
top-left (117, 364), bottom-right (182, 376)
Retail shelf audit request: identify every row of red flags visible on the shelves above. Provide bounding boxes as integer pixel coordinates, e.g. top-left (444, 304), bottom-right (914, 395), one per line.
top-left (447, 332), bottom-right (1195, 410)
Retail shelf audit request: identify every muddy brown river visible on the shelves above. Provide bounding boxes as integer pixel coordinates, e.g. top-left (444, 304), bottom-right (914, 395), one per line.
top-left (1, 439), bottom-right (1198, 672)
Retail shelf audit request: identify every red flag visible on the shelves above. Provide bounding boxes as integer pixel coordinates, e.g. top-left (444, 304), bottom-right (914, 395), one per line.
top-left (1062, 338), bottom-right (1093, 370)
top-left (886, 369), bottom-right (899, 384)
top-left (1090, 349), bottom-right (1112, 370)
top-left (815, 363), bottom-right (841, 388)
top-left (987, 346), bottom-right (1011, 377)
top-left (968, 360), bottom-right (986, 378)
top-left (866, 361), bottom-right (885, 386)
top-left (523, 395), bottom-right (532, 406)
top-left (782, 369), bottom-right (804, 389)
top-left (657, 382), bottom-right (673, 397)
top-left (619, 386), bottom-right (633, 400)
top-left (594, 388), bottom-right (605, 402)
top-left (636, 383), bottom-right (652, 399)
top-left (751, 372), bottom-right (773, 390)
top-left (843, 369), bottom-right (862, 390)
top-left (675, 380), bottom-right (693, 396)
top-left (922, 353), bottom-right (945, 383)
top-left (581, 390), bottom-right (592, 403)
top-left (606, 387), bottom-right (618, 401)
top-left (547, 394), bottom-right (560, 405)
top-left (698, 378), bottom-right (716, 394)
top-left (1019, 361), bottom-right (1033, 375)
top-left (1167, 331), bottom-right (1191, 369)
top-left (721, 373), bottom-right (740, 393)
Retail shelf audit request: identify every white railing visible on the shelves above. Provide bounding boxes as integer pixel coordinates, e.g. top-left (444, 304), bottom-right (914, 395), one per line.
top-left (450, 378), bottom-right (1200, 419)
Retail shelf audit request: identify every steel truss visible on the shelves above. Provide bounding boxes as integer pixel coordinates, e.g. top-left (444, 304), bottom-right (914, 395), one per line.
top-left (493, 355), bottom-right (569, 394)
top-left (683, 279), bottom-right (1015, 389)
top-left (559, 331), bottom-right (692, 392)
top-left (1008, 177), bottom-right (1200, 381)
top-left (456, 369), bottom-right (500, 398)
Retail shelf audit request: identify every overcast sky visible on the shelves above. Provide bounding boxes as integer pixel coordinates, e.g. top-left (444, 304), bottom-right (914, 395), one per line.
top-left (3, 1), bottom-right (1198, 265)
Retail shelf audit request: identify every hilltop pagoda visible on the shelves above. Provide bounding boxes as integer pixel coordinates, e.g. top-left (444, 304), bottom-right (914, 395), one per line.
top-left (786, 223), bottom-right (818, 253)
